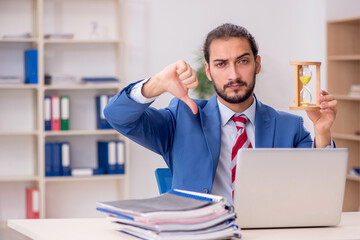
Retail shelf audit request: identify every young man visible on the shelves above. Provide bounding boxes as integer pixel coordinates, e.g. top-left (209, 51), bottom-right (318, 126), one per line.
top-left (104, 23), bottom-right (337, 202)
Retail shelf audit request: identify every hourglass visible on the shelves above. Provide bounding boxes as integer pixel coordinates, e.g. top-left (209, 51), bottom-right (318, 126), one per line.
top-left (289, 62), bottom-right (321, 110)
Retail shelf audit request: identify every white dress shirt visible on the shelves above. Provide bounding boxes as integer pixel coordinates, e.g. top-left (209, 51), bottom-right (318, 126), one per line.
top-left (210, 99), bottom-right (256, 204)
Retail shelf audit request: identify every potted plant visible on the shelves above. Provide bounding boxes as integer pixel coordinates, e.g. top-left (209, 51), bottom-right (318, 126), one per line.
top-left (193, 55), bottom-right (215, 99)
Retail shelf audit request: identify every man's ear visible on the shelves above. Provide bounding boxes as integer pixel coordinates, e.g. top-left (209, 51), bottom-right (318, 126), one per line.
top-left (205, 62), bottom-right (212, 81)
top-left (255, 55), bottom-right (261, 74)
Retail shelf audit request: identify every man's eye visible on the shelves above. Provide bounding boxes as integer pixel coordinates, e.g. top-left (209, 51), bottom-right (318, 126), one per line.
top-left (216, 62), bottom-right (225, 67)
top-left (239, 59), bottom-right (249, 64)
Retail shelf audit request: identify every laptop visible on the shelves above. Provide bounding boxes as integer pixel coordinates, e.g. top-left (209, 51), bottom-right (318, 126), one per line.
top-left (234, 148), bottom-right (348, 229)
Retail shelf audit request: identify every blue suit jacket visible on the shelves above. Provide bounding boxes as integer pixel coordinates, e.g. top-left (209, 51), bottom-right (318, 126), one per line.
top-left (104, 82), bottom-right (313, 194)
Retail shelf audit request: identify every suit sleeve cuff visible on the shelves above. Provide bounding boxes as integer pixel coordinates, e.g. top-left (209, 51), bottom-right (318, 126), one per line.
top-left (129, 78), bottom-right (157, 104)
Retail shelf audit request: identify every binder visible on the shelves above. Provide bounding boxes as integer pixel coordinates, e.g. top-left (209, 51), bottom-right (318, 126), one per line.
top-left (45, 143), bottom-right (53, 176)
top-left (24, 49), bottom-right (38, 84)
top-left (116, 140), bottom-right (125, 174)
top-left (60, 96), bottom-right (70, 131)
top-left (51, 95), bottom-right (61, 131)
top-left (98, 141), bottom-right (117, 174)
top-left (52, 142), bottom-right (61, 176)
top-left (26, 188), bottom-right (40, 219)
top-left (44, 96), bottom-right (51, 131)
top-left (96, 95), bottom-right (112, 129)
top-left (61, 142), bottom-right (71, 176)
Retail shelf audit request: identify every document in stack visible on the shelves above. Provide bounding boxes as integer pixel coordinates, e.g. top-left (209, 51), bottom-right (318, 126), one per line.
top-left (118, 220), bottom-right (240, 240)
top-left (96, 189), bottom-right (240, 239)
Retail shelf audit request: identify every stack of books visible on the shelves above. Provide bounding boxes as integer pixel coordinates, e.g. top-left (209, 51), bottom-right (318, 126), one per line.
top-left (96, 189), bottom-right (240, 240)
top-left (0, 76), bottom-right (22, 84)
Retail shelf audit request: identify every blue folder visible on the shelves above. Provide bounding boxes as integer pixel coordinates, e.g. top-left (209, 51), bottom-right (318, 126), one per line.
top-left (98, 141), bottom-right (119, 174)
top-left (96, 95), bottom-right (112, 129)
top-left (44, 96), bottom-right (52, 131)
top-left (116, 140), bottom-right (125, 174)
top-left (24, 49), bottom-right (38, 84)
top-left (45, 143), bottom-right (53, 177)
top-left (60, 142), bottom-right (71, 176)
top-left (52, 143), bottom-right (61, 176)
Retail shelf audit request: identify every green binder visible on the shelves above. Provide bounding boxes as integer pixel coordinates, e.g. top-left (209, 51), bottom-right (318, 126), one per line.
top-left (60, 96), bottom-right (70, 130)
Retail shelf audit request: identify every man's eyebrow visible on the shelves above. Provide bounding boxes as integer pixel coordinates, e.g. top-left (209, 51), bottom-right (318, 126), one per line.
top-left (236, 53), bottom-right (251, 60)
top-left (213, 52), bottom-right (251, 62)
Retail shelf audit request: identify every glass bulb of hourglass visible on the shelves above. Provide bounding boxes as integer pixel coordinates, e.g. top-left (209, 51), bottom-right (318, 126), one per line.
top-left (299, 65), bottom-right (312, 106)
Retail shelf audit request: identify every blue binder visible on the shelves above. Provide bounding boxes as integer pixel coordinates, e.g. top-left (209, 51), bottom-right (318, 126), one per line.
top-left (93, 167), bottom-right (105, 175)
top-left (96, 95), bottom-right (112, 129)
top-left (45, 143), bottom-right (54, 176)
top-left (98, 141), bottom-right (117, 174)
top-left (24, 49), bottom-right (38, 84)
top-left (60, 142), bottom-right (71, 176)
top-left (52, 143), bottom-right (61, 176)
top-left (44, 96), bottom-right (52, 131)
top-left (116, 140), bottom-right (125, 174)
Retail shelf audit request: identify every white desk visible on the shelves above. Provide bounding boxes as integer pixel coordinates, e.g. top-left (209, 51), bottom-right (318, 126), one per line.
top-left (8, 212), bottom-right (360, 240)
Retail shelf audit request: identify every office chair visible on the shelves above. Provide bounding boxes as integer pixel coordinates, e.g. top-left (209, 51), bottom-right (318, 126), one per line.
top-left (155, 168), bottom-right (172, 194)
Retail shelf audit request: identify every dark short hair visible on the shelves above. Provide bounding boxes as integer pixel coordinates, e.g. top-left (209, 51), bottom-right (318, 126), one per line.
top-left (203, 23), bottom-right (258, 63)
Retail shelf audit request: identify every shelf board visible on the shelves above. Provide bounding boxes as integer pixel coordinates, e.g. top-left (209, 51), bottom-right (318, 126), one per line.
top-left (0, 84), bottom-right (39, 90)
top-left (332, 132), bottom-right (360, 141)
top-left (327, 17), bottom-right (360, 24)
top-left (333, 94), bottom-right (360, 101)
top-left (44, 84), bottom-right (121, 90)
top-left (0, 131), bottom-right (38, 136)
top-left (347, 174), bottom-right (360, 182)
top-left (328, 55), bottom-right (360, 61)
top-left (44, 39), bottom-right (123, 44)
top-left (45, 174), bottom-right (125, 182)
top-left (44, 129), bottom-right (119, 136)
top-left (0, 176), bottom-right (39, 182)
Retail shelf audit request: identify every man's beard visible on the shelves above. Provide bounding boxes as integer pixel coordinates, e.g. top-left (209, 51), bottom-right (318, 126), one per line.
top-left (210, 71), bottom-right (256, 104)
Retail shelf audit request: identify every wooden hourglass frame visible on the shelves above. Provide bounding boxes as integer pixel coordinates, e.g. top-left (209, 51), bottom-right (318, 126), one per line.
top-left (289, 61), bottom-right (321, 110)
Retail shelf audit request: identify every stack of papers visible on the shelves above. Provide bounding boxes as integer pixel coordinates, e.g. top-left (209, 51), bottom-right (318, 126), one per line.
top-left (96, 189), bottom-right (241, 240)
top-left (82, 77), bottom-right (119, 84)
top-left (0, 76), bottom-right (24, 84)
top-left (0, 76), bottom-right (22, 84)
top-left (44, 33), bottom-right (74, 39)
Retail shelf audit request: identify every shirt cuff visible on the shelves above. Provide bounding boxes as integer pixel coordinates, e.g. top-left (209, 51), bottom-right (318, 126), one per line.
top-left (312, 138), bottom-right (335, 148)
top-left (129, 78), bottom-right (157, 104)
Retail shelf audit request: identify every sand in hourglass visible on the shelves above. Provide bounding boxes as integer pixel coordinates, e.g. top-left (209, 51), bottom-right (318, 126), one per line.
top-left (300, 76), bottom-right (311, 105)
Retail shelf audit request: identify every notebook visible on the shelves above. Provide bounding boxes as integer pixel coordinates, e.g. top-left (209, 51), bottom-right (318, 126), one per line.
top-left (234, 148), bottom-right (348, 229)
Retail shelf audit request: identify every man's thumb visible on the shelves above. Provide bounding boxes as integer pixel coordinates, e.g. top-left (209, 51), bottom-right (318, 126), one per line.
top-left (181, 95), bottom-right (198, 115)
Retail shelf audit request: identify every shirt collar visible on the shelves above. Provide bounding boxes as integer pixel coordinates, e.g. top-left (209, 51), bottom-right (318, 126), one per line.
top-left (217, 96), bottom-right (256, 127)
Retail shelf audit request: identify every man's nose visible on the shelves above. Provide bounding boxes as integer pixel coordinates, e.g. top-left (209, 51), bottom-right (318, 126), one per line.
top-left (227, 64), bottom-right (241, 81)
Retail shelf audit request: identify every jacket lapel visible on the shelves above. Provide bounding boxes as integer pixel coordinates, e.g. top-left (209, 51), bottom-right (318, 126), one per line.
top-left (199, 96), bottom-right (221, 177)
top-left (255, 98), bottom-right (275, 148)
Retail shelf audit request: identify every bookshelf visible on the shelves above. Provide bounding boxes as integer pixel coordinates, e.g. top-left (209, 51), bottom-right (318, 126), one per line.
top-left (327, 17), bottom-right (360, 212)
top-left (0, 0), bottom-right (128, 238)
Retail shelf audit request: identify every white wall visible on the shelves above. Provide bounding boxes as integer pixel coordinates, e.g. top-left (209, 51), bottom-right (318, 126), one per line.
top-left (326, 0), bottom-right (360, 20)
top-left (126, 0), bottom-right (328, 199)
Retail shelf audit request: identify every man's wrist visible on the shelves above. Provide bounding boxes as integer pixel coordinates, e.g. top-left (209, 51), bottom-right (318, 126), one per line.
top-left (142, 75), bottom-right (165, 98)
top-left (129, 78), bottom-right (157, 104)
top-left (314, 130), bottom-right (332, 148)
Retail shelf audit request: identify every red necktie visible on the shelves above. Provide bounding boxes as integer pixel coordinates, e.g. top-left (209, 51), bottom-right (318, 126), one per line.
top-left (231, 115), bottom-right (252, 199)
